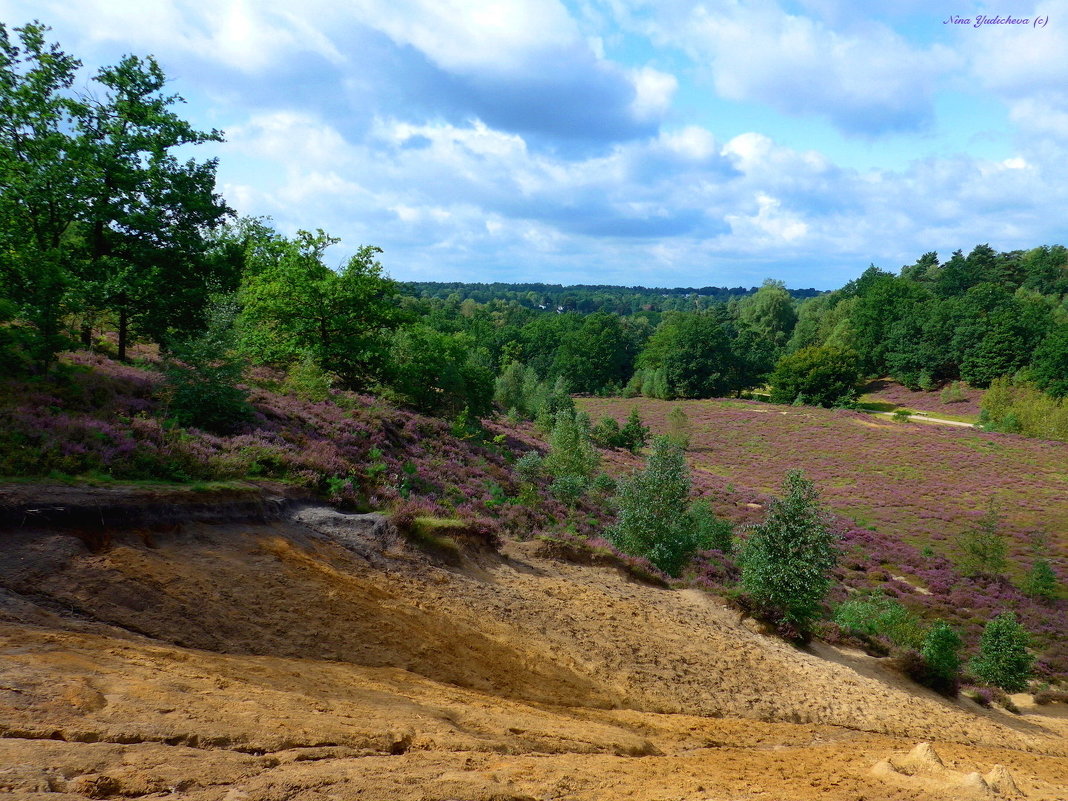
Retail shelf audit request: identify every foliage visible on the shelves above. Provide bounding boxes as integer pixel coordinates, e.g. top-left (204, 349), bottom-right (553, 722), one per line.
top-left (921, 620), bottom-right (963, 693)
top-left (737, 470), bottom-right (838, 633)
top-left (637, 313), bottom-right (737, 399)
top-left (239, 231), bottom-right (401, 389)
top-left (543, 407), bottom-right (599, 482)
top-left (833, 593), bottom-right (924, 649)
top-left (957, 502), bottom-right (1008, 578)
top-left (387, 325), bottom-right (494, 417)
top-left (666, 405), bottom-right (691, 449)
top-left (610, 435), bottom-right (700, 576)
top-left (980, 377), bottom-right (1068, 443)
top-left (689, 498), bottom-right (733, 554)
top-left (619, 408), bottom-right (650, 452)
top-left (282, 356), bottom-right (334, 402)
top-left (769, 345), bottom-right (861, 407)
top-left (162, 297), bottom-right (251, 435)
top-left (1023, 559), bottom-right (1058, 601)
top-left (969, 612), bottom-right (1035, 692)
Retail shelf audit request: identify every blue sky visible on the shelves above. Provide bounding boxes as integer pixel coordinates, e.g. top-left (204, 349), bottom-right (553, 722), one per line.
top-left (3, 1), bottom-right (1066, 289)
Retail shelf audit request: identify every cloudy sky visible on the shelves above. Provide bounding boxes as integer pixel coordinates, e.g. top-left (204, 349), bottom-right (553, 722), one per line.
top-left (4, 1), bottom-right (1066, 289)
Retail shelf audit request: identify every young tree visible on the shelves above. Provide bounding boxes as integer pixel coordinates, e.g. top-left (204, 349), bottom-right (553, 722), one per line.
top-left (969, 612), bottom-right (1034, 692)
top-left (957, 501), bottom-right (1008, 578)
top-left (1023, 559), bottom-right (1058, 601)
top-left (922, 620), bottom-right (963, 692)
top-left (737, 470), bottom-right (839, 634)
top-left (665, 405), bottom-right (691, 450)
top-left (543, 407), bottom-right (599, 483)
top-left (610, 435), bottom-right (698, 576)
top-left (619, 407), bottom-right (649, 453)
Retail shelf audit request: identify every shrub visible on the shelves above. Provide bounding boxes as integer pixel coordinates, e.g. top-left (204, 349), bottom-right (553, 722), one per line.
top-left (1023, 558), bottom-right (1058, 601)
top-left (550, 474), bottom-right (586, 506)
top-left (590, 416), bottom-right (622, 449)
top-left (619, 408), bottom-right (650, 453)
top-left (666, 405), bottom-right (691, 450)
top-left (833, 593), bottom-right (924, 649)
top-left (162, 298), bottom-right (252, 435)
top-left (689, 498), bottom-right (733, 554)
top-left (544, 407), bottom-right (598, 481)
top-left (957, 501), bottom-right (1007, 577)
top-left (282, 356), bottom-right (334, 401)
top-left (921, 620), bottom-right (963, 694)
top-left (768, 345), bottom-right (862, 408)
top-left (610, 435), bottom-right (698, 576)
top-left (737, 470), bottom-right (839, 634)
top-left (514, 450), bottom-right (544, 483)
top-left (969, 612), bottom-right (1035, 692)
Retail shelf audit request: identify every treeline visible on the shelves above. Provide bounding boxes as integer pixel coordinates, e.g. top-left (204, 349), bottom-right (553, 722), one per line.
top-left (401, 280), bottom-right (821, 314)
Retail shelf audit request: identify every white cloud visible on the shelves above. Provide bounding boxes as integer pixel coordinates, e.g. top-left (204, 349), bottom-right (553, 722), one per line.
top-left (629, 66), bottom-right (677, 120)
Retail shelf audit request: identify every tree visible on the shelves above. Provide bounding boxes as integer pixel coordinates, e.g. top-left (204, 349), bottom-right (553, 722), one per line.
top-left (239, 231), bottom-right (401, 388)
top-left (552, 312), bottom-right (636, 393)
top-left (957, 502), bottom-right (1008, 578)
top-left (543, 407), bottom-right (598, 483)
top-left (969, 612), bottom-right (1034, 692)
top-left (637, 313), bottom-right (735, 399)
top-left (922, 620), bottom-right (963, 693)
top-left (74, 51), bottom-right (230, 359)
top-left (737, 470), bottom-right (839, 634)
top-left (736, 279), bottom-right (797, 351)
top-left (768, 345), bottom-right (861, 407)
top-left (610, 435), bottom-right (698, 576)
top-left (619, 407), bottom-right (649, 453)
top-left (1030, 323), bottom-right (1068, 398)
top-left (1023, 559), bottom-right (1058, 601)
top-left (387, 325), bottom-right (494, 417)
top-left (0, 21), bottom-right (83, 364)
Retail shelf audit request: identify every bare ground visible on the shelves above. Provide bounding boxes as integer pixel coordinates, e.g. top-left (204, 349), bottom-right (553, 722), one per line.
top-left (1, 497), bottom-right (1065, 800)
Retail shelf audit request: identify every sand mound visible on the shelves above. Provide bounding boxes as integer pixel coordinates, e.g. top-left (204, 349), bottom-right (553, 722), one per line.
top-left (1, 500), bottom-right (1066, 799)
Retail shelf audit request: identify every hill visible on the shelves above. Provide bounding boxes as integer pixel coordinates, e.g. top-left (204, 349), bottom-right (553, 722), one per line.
top-left (1, 490), bottom-right (1067, 799)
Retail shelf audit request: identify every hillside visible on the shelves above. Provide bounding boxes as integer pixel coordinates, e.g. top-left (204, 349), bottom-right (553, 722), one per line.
top-left (578, 396), bottom-right (1068, 676)
top-left (1, 492), bottom-right (1067, 800)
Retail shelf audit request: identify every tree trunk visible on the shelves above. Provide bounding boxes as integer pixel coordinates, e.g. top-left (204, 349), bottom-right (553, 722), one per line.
top-left (118, 303), bottom-right (128, 362)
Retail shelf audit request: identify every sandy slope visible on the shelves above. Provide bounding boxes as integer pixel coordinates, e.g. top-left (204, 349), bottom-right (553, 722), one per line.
top-left (1, 503), bottom-right (1066, 799)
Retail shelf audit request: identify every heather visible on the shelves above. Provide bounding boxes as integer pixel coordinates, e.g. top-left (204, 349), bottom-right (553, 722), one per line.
top-left (860, 378), bottom-right (984, 419)
top-left (0, 353), bottom-right (603, 539)
top-left (578, 395), bottom-right (1067, 678)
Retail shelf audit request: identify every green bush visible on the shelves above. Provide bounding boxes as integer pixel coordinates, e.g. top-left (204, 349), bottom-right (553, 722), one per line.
top-left (969, 612), bottom-right (1035, 692)
top-left (619, 408), bottom-right (650, 453)
top-left (544, 407), bottom-right (598, 481)
top-left (610, 435), bottom-right (698, 576)
top-left (922, 620), bottom-right (963, 693)
top-left (688, 498), bottom-right (733, 554)
top-left (737, 470), bottom-right (839, 634)
top-left (666, 405), bottom-right (690, 450)
top-left (833, 593), bottom-right (924, 649)
top-left (768, 345), bottom-right (862, 408)
top-left (957, 502), bottom-right (1007, 577)
top-left (282, 356), bottom-right (333, 401)
top-left (1023, 558), bottom-right (1058, 601)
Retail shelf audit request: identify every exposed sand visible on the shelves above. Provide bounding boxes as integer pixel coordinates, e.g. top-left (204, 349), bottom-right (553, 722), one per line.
top-left (1, 503), bottom-right (1065, 799)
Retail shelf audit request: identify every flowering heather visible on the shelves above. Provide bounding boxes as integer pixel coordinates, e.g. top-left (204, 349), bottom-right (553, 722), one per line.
top-left (578, 396), bottom-right (1067, 678)
top-left (861, 378), bottom-right (984, 419)
top-left (0, 354), bottom-right (602, 539)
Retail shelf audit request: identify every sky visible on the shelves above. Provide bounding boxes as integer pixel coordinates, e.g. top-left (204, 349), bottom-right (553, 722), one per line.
top-left (3, 1), bottom-right (1067, 289)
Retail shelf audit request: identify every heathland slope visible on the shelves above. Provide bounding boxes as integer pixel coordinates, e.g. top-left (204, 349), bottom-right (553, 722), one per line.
top-left (1, 493), bottom-right (1066, 799)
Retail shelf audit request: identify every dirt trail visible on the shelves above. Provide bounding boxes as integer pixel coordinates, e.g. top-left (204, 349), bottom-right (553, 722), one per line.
top-left (1, 499), bottom-right (1066, 799)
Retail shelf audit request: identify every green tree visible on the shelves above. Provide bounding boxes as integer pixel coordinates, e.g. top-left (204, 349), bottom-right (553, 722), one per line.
top-left (610, 435), bottom-right (698, 575)
top-left (1023, 559), bottom-right (1058, 601)
top-left (922, 620), bottom-right (963, 692)
top-left (552, 312), bottom-right (636, 393)
top-left (74, 51), bottom-right (230, 359)
top-left (736, 279), bottom-right (797, 351)
top-left (638, 313), bottom-right (735, 399)
top-left (665, 405), bottom-right (691, 450)
top-left (387, 325), bottom-right (494, 417)
top-left (737, 470), bottom-right (839, 633)
top-left (1030, 323), bottom-right (1068, 398)
top-left (0, 21), bottom-right (83, 364)
top-left (238, 231), bottom-right (401, 388)
top-left (969, 612), bottom-right (1034, 692)
top-left (619, 407), bottom-right (649, 453)
top-left (957, 502), bottom-right (1008, 578)
top-left (768, 345), bottom-right (861, 407)
top-left (543, 407), bottom-right (599, 482)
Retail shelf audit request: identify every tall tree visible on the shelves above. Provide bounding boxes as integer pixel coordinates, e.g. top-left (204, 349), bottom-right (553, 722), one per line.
top-left (74, 52), bottom-right (230, 358)
top-left (0, 21), bottom-right (82, 364)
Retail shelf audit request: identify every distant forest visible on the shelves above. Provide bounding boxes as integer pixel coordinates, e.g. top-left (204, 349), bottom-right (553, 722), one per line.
top-left (401, 281), bottom-right (821, 314)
